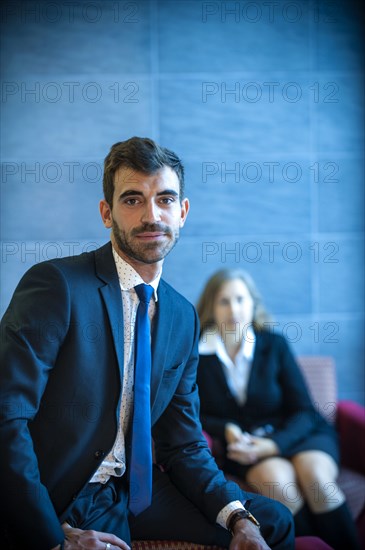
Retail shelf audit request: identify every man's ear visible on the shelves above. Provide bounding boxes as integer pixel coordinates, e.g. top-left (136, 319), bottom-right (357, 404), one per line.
top-left (99, 200), bottom-right (113, 229)
top-left (180, 197), bottom-right (190, 228)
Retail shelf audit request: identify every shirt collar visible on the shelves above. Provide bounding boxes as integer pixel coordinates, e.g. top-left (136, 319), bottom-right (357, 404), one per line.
top-left (199, 326), bottom-right (255, 361)
top-left (112, 246), bottom-right (160, 301)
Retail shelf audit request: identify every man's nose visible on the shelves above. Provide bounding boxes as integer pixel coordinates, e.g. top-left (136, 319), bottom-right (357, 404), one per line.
top-left (141, 200), bottom-right (161, 223)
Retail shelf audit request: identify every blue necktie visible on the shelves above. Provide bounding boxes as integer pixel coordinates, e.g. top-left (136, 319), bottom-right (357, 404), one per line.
top-left (129, 283), bottom-right (154, 515)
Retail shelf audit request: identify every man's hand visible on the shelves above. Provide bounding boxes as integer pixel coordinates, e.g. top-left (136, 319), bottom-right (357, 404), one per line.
top-left (52, 524), bottom-right (131, 550)
top-left (229, 518), bottom-right (271, 550)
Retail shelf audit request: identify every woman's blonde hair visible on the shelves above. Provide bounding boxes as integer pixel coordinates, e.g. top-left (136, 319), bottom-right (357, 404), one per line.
top-left (196, 269), bottom-right (272, 335)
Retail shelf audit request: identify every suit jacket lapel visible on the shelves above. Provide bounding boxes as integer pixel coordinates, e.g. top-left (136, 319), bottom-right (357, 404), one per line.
top-left (94, 243), bottom-right (125, 379)
top-left (94, 247), bottom-right (175, 421)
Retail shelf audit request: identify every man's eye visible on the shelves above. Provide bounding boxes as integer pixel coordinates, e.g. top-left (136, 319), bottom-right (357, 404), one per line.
top-left (160, 197), bottom-right (175, 204)
top-left (124, 198), bottom-right (139, 205)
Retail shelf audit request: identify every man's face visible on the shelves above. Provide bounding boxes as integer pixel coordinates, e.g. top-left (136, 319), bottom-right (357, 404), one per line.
top-left (100, 166), bottom-right (189, 266)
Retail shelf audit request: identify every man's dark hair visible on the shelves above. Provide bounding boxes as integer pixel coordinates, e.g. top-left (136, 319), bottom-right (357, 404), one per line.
top-left (103, 137), bottom-right (185, 207)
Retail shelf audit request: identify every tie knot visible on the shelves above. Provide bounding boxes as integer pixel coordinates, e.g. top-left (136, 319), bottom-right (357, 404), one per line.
top-left (135, 283), bottom-right (154, 304)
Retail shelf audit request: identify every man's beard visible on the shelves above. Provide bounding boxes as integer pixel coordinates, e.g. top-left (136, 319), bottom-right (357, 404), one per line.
top-left (112, 219), bottom-right (180, 264)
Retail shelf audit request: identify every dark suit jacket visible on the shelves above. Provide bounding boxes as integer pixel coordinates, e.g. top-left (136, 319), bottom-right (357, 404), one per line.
top-left (0, 243), bottom-right (242, 549)
top-left (197, 330), bottom-right (336, 456)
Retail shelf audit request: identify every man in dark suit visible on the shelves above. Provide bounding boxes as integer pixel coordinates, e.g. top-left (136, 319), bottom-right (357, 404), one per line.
top-left (0, 137), bottom-right (294, 550)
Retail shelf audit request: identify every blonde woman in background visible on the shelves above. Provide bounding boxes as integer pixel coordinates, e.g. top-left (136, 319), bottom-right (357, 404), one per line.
top-left (196, 269), bottom-right (359, 550)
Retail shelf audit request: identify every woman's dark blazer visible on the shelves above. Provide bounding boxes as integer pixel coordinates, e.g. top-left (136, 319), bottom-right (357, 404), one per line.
top-left (197, 330), bottom-right (338, 459)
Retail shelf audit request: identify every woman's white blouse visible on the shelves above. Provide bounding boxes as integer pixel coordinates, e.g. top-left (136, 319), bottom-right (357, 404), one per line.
top-left (199, 327), bottom-right (256, 406)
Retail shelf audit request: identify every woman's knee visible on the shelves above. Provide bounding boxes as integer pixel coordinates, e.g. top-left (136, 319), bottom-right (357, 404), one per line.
top-left (246, 458), bottom-right (296, 495)
top-left (292, 451), bottom-right (344, 512)
top-left (246, 458), bottom-right (304, 514)
top-left (293, 451), bottom-right (338, 487)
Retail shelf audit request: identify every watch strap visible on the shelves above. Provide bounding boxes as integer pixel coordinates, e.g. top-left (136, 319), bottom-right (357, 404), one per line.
top-left (227, 508), bottom-right (261, 534)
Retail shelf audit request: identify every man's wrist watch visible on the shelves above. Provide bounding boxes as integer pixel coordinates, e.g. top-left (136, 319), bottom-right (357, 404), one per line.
top-left (227, 508), bottom-right (261, 535)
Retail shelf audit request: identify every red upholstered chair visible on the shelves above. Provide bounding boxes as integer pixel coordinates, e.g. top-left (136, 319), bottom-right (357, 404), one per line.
top-left (132, 544), bottom-right (223, 550)
top-left (294, 537), bottom-right (333, 550)
top-left (297, 356), bottom-right (365, 543)
top-left (132, 536), bottom-right (333, 549)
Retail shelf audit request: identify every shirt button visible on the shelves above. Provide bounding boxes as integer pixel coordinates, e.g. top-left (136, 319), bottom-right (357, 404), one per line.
top-left (94, 450), bottom-right (104, 459)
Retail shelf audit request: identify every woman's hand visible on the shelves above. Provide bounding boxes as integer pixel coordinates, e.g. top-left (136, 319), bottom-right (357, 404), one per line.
top-left (225, 423), bottom-right (244, 444)
top-left (227, 435), bottom-right (279, 465)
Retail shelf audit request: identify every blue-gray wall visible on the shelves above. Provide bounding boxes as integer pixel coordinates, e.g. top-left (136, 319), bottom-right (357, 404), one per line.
top-left (1, 0), bottom-right (364, 404)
